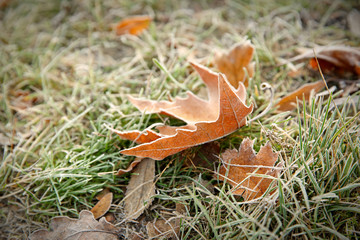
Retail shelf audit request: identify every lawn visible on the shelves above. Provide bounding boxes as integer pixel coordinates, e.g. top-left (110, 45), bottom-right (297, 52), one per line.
top-left (0, 0), bottom-right (359, 239)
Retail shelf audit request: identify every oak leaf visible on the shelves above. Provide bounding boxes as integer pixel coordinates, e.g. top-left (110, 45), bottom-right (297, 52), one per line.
top-left (29, 210), bottom-right (118, 240)
top-left (115, 16), bottom-right (151, 36)
top-left (113, 62), bottom-right (253, 160)
top-left (289, 46), bottom-right (360, 76)
top-left (217, 138), bottom-right (279, 200)
top-left (276, 80), bottom-right (325, 111)
top-left (214, 41), bottom-right (255, 88)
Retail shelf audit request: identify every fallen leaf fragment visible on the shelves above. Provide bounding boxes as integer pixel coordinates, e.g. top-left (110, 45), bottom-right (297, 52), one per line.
top-left (214, 41), bottom-right (255, 88)
top-left (96, 188), bottom-right (111, 200)
top-left (112, 129), bottom-right (162, 145)
top-left (146, 219), bottom-right (180, 239)
top-left (289, 46), bottom-right (360, 76)
top-left (124, 158), bottom-right (155, 220)
top-left (104, 212), bottom-right (116, 223)
top-left (115, 16), bottom-right (151, 36)
top-left (114, 62), bottom-right (253, 160)
top-left (116, 157), bottom-right (143, 176)
top-left (146, 203), bottom-right (185, 239)
top-left (91, 192), bottom-right (113, 219)
top-left (29, 210), bottom-right (118, 240)
top-left (218, 138), bottom-right (279, 200)
top-left (276, 80), bottom-right (325, 111)
top-left (10, 89), bottom-right (39, 112)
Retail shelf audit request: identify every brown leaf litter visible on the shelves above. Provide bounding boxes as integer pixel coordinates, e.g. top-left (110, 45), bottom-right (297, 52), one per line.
top-left (217, 138), bottom-right (280, 200)
top-left (91, 192), bottom-right (113, 219)
top-left (115, 16), bottom-right (152, 36)
top-left (124, 158), bottom-right (156, 220)
top-left (29, 210), bottom-right (118, 240)
top-left (276, 80), bottom-right (326, 111)
top-left (214, 41), bottom-right (255, 88)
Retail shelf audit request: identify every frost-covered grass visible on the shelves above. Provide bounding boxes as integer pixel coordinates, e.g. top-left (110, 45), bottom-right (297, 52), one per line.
top-left (0, 0), bottom-right (359, 238)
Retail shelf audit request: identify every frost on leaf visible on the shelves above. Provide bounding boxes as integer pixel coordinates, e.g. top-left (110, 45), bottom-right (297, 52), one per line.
top-left (146, 203), bottom-right (185, 239)
top-left (91, 192), bottom-right (113, 219)
top-left (113, 62), bottom-right (253, 161)
top-left (217, 138), bottom-right (280, 200)
top-left (289, 45), bottom-right (360, 76)
top-left (276, 80), bottom-right (325, 111)
top-left (29, 210), bottom-right (118, 240)
top-left (214, 41), bottom-right (255, 88)
top-left (124, 158), bottom-right (155, 220)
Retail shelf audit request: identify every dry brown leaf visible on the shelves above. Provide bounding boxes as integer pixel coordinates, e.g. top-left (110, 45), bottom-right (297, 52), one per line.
top-left (214, 41), bottom-right (255, 88)
top-left (29, 210), bottom-right (118, 240)
top-left (124, 158), bottom-right (155, 220)
top-left (116, 157), bottom-right (143, 176)
top-left (218, 138), bottom-right (279, 200)
top-left (91, 192), bottom-right (113, 219)
top-left (115, 16), bottom-right (151, 36)
top-left (146, 219), bottom-right (180, 240)
top-left (104, 212), bottom-right (116, 224)
top-left (96, 188), bottom-right (111, 201)
top-left (113, 62), bottom-right (253, 161)
top-left (289, 45), bottom-right (360, 76)
top-left (276, 80), bottom-right (325, 111)
top-left (146, 203), bottom-right (185, 239)
top-left (9, 89), bottom-right (38, 112)
top-left (112, 129), bottom-right (162, 145)
top-left (183, 142), bottom-right (220, 169)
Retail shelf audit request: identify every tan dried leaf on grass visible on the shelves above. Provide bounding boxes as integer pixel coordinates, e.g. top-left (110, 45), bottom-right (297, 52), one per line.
top-left (276, 80), bottom-right (325, 111)
top-left (112, 62), bottom-right (253, 163)
top-left (29, 210), bottom-right (118, 240)
top-left (214, 41), bottom-right (255, 88)
top-left (217, 138), bottom-right (280, 200)
top-left (289, 45), bottom-right (360, 76)
top-left (146, 203), bottom-right (186, 239)
top-left (91, 192), bottom-right (113, 219)
top-left (146, 219), bottom-right (180, 240)
top-left (124, 158), bottom-right (156, 220)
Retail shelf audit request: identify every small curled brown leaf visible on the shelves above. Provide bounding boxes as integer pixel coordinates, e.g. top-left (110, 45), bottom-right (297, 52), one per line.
top-left (115, 16), bottom-right (151, 36)
top-left (276, 80), bottom-right (325, 111)
top-left (91, 192), bottom-right (113, 219)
